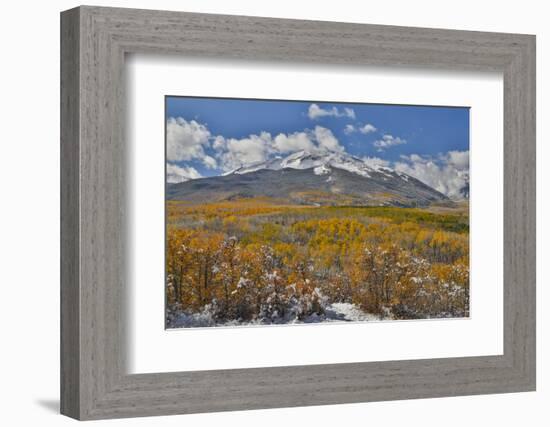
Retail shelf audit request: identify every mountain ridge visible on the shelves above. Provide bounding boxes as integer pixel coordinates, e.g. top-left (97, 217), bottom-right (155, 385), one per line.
top-left (167, 150), bottom-right (452, 207)
top-left (225, 149), bottom-right (404, 180)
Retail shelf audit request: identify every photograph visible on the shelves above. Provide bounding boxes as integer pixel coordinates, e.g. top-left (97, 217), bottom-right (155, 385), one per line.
top-left (165, 97), bottom-right (470, 328)
top-left (50, 3), bottom-right (538, 422)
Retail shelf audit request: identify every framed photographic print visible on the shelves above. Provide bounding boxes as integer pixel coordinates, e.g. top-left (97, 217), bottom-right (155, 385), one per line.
top-left (164, 96), bottom-right (471, 329)
top-left (61, 6), bottom-right (536, 420)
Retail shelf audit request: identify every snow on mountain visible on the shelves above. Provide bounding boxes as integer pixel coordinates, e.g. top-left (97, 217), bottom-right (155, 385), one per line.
top-left (227, 150), bottom-right (411, 183)
top-left (168, 149), bottom-right (468, 205)
top-left (168, 150), bottom-right (451, 207)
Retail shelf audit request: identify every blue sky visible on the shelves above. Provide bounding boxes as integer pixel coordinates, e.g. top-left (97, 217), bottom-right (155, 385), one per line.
top-left (165, 96), bottom-right (470, 198)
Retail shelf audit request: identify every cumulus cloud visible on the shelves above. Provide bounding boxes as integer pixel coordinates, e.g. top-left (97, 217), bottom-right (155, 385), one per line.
top-left (211, 126), bottom-right (346, 171)
top-left (167, 112), bottom-right (355, 173)
top-left (202, 155), bottom-right (217, 169)
top-left (446, 150), bottom-right (469, 169)
top-left (166, 163), bottom-right (202, 183)
top-left (308, 103), bottom-right (356, 120)
top-left (343, 108), bottom-right (356, 120)
top-left (394, 150), bottom-right (469, 200)
top-left (314, 126), bottom-right (345, 152)
top-left (212, 135), bottom-right (226, 151)
top-left (166, 117), bottom-right (217, 168)
top-left (213, 132), bottom-right (274, 172)
top-left (273, 131), bottom-right (316, 153)
top-left (359, 124), bottom-right (377, 134)
top-left (362, 156), bottom-right (390, 169)
top-left (344, 124), bottom-right (356, 135)
top-left (166, 115), bottom-right (468, 200)
top-left (373, 134), bottom-right (407, 150)
top-left (345, 123), bottom-right (377, 135)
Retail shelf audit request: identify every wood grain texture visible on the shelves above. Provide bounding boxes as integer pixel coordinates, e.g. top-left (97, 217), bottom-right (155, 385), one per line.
top-left (60, 7), bottom-right (80, 419)
top-left (60, 5), bottom-right (536, 420)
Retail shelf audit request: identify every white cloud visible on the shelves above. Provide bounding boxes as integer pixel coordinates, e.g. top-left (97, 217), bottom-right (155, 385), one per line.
top-left (344, 124), bottom-right (356, 135)
top-left (166, 117), bottom-right (217, 168)
top-left (202, 155), bottom-right (217, 169)
top-left (273, 131), bottom-right (316, 153)
top-left (406, 154), bottom-right (424, 163)
top-left (346, 123), bottom-right (377, 135)
top-left (362, 156), bottom-right (390, 169)
top-left (359, 124), bottom-right (377, 134)
top-left (166, 163), bottom-right (202, 183)
top-left (214, 132), bottom-right (274, 172)
top-left (314, 126), bottom-right (344, 152)
top-left (212, 126), bottom-right (346, 171)
top-left (165, 116), bottom-right (469, 200)
top-left (373, 134), bottom-right (407, 150)
top-left (394, 150), bottom-right (469, 200)
top-left (212, 135), bottom-right (226, 151)
top-left (446, 150), bottom-right (469, 169)
top-left (343, 107), bottom-right (356, 120)
top-left (308, 103), bottom-right (356, 120)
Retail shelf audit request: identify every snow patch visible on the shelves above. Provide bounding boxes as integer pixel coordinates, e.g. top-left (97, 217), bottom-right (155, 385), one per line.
top-left (324, 303), bottom-right (383, 322)
top-left (314, 164), bottom-right (331, 175)
top-left (167, 302), bottom-right (389, 328)
top-left (225, 150), bottom-right (380, 180)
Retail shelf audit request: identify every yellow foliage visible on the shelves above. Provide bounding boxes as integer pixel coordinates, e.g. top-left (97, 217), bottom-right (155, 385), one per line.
top-left (166, 200), bottom-right (470, 322)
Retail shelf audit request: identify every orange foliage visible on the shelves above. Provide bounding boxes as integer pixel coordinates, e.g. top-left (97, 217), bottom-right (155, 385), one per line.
top-left (166, 200), bottom-right (469, 323)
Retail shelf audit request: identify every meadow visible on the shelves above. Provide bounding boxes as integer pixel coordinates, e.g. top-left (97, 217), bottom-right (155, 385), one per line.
top-left (165, 198), bottom-right (469, 327)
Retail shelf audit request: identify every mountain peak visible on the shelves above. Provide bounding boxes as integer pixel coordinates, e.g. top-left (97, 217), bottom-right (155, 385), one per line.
top-left (225, 149), bottom-right (410, 183)
top-left (168, 153), bottom-right (451, 207)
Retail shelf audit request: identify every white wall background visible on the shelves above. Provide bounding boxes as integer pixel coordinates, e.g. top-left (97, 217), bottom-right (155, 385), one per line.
top-left (0, 0), bottom-right (546, 425)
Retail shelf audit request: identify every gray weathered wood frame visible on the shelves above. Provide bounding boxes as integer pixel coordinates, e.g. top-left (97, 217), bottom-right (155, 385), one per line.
top-left (60, 5), bottom-right (536, 420)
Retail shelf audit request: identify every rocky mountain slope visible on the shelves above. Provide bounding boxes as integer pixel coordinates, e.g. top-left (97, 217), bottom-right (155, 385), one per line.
top-left (167, 150), bottom-right (451, 207)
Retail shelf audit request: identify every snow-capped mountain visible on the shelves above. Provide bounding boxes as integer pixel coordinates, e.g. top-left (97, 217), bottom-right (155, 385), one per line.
top-left (227, 150), bottom-right (409, 182)
top-left (167, 150), bottom-right (451, 207)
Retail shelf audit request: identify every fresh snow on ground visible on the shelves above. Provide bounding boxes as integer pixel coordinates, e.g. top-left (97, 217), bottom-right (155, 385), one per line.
top-left (324, 302), bottom-right (382, 322)
top-left (167, 302), bottom-right (389, 329)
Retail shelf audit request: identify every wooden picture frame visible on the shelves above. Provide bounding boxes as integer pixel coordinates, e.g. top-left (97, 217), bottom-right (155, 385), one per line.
top-left (60, 5), bottom-right (536, 420)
